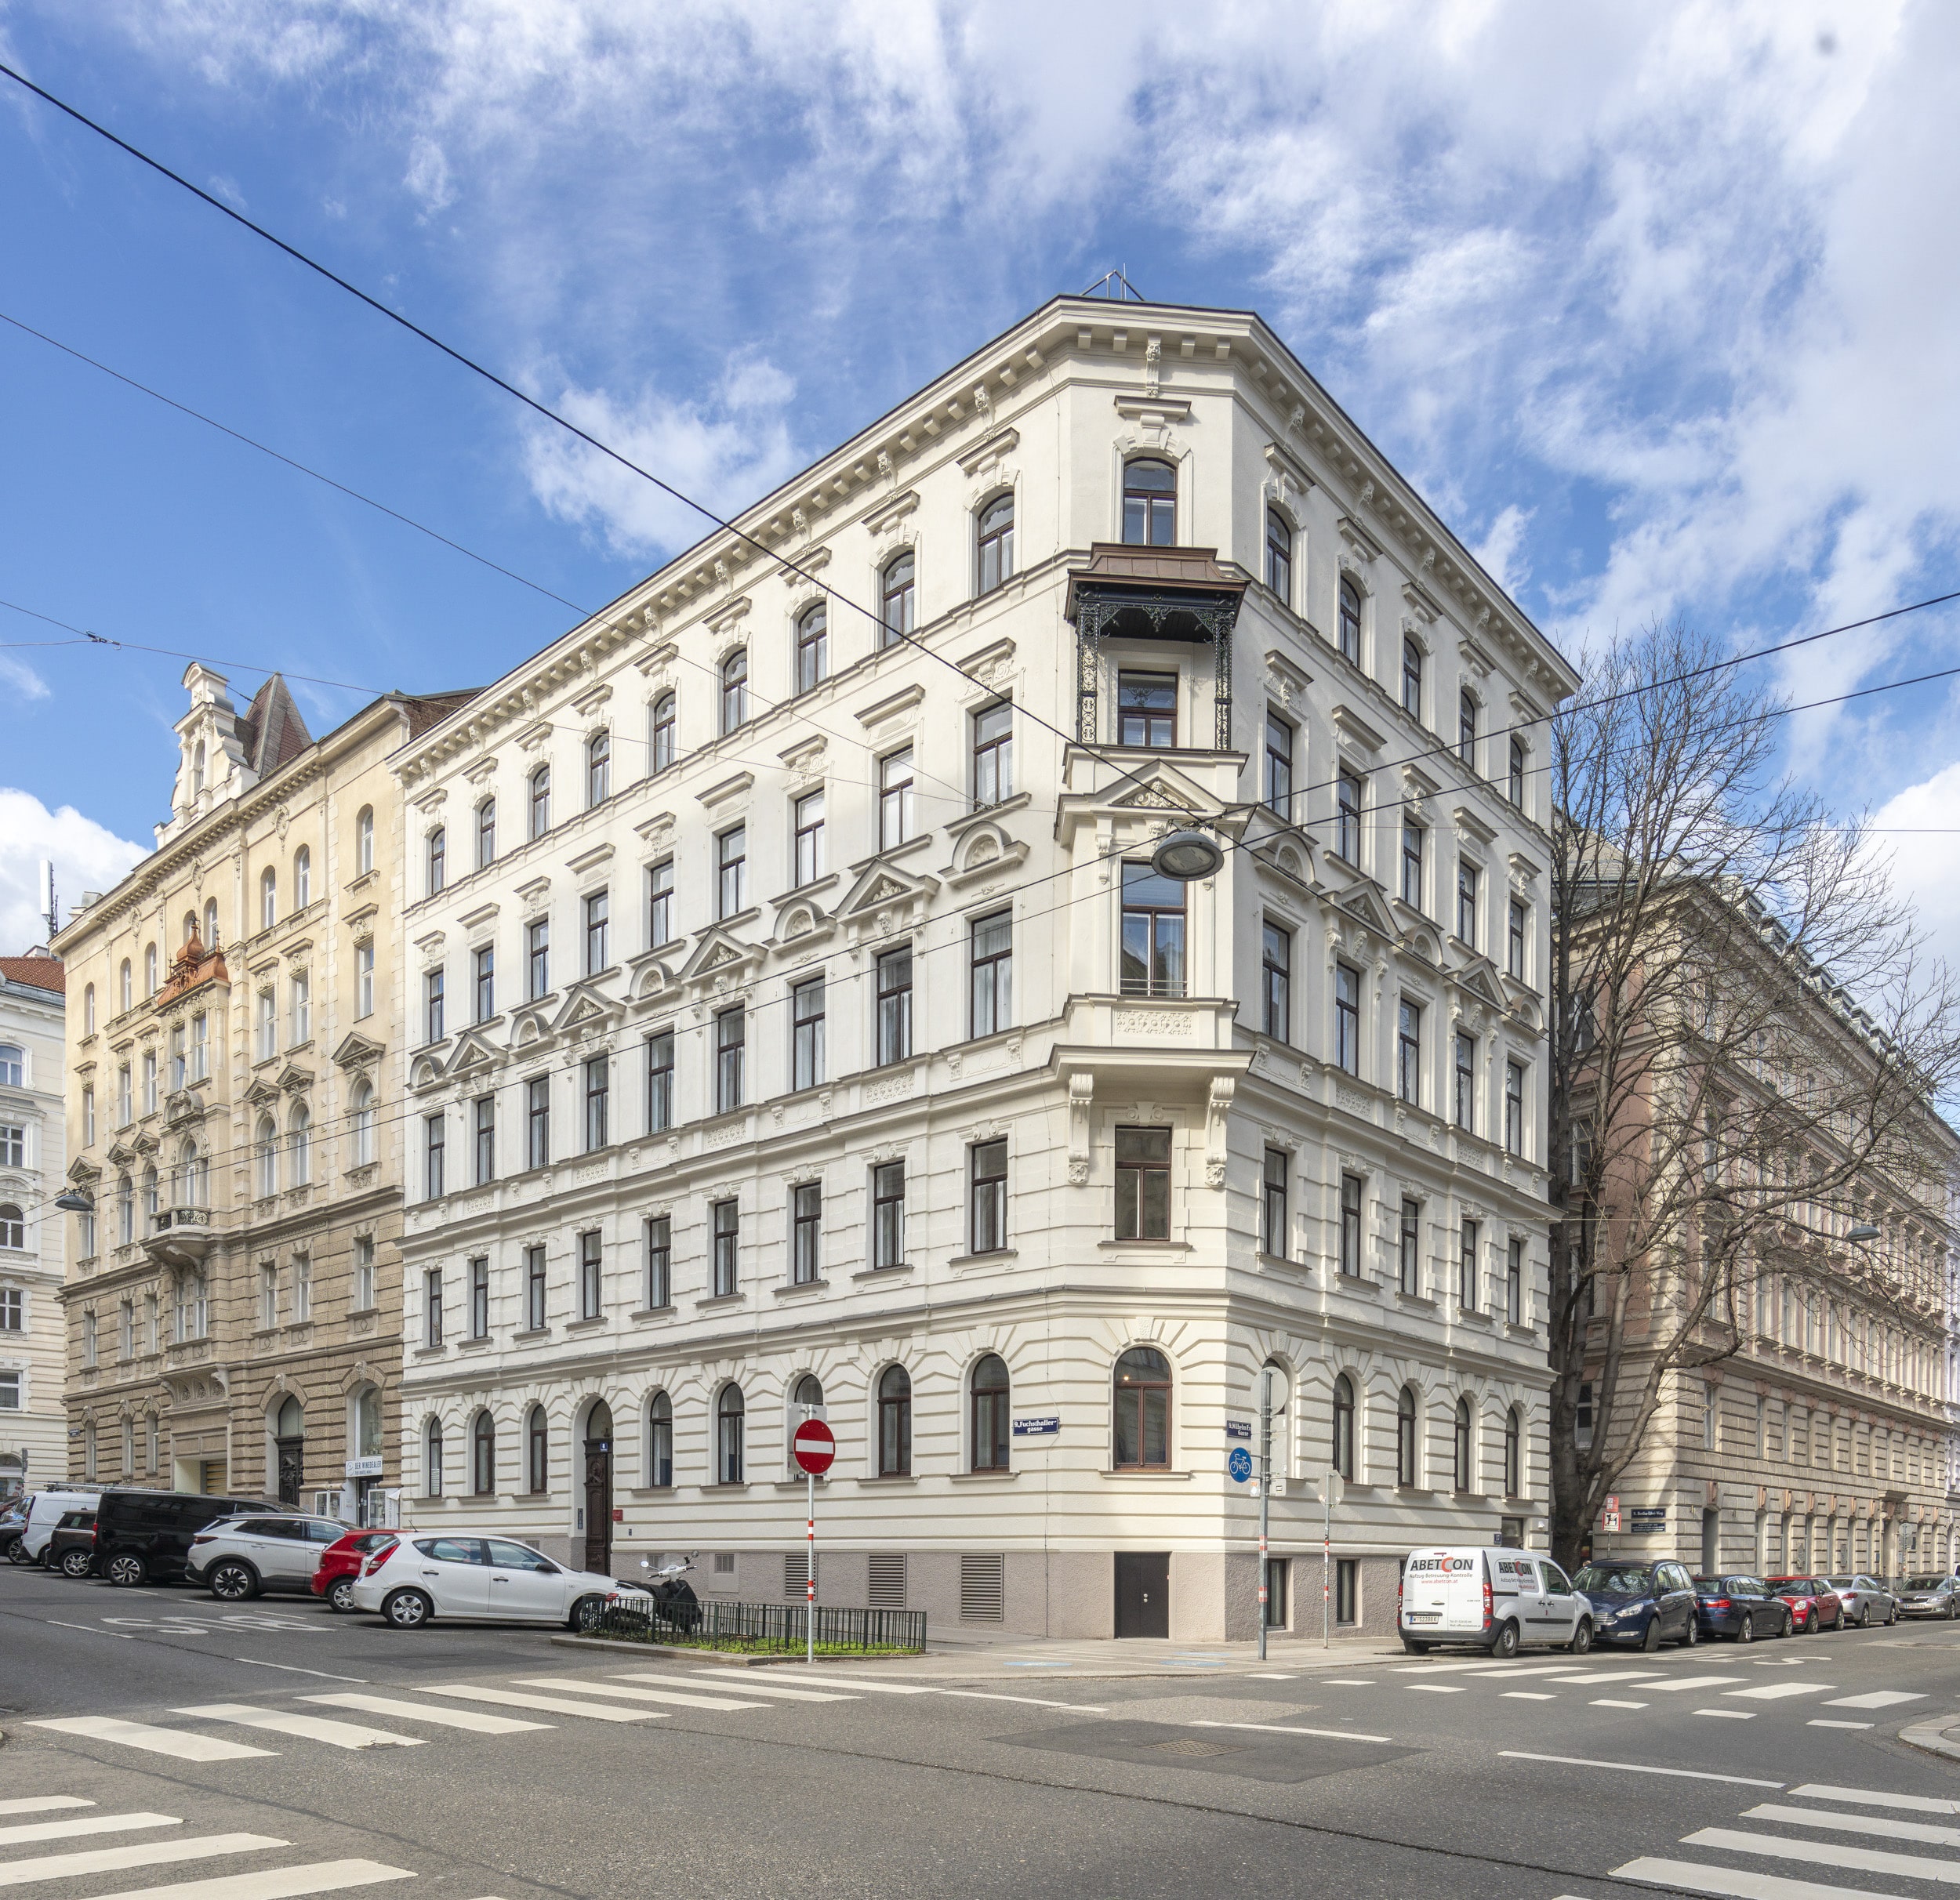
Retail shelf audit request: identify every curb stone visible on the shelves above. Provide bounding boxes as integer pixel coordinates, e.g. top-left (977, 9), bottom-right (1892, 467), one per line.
top-left (1900, 1714), bottom-right (1960, 1763)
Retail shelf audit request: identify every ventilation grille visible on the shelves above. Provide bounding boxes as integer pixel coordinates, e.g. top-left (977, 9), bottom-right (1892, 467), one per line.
top-left (869, 1551), bottom-right (907, 1608)
top-left (711, 1551), bottom-right (735, 1575)
top-left (960, 1552), bottom-right (1005, 1623)
top-left (784, 1552), bottom-right (813, 1598)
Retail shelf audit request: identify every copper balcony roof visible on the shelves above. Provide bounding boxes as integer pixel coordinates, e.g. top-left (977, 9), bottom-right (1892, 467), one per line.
top-left (1064, 543), bottom-right (1248, 624)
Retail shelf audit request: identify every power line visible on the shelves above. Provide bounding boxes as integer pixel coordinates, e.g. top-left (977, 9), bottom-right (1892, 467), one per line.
top-left (0, 307), bottom-right (590, 615)
top-left (0, 60), bottom-right (1203, 841)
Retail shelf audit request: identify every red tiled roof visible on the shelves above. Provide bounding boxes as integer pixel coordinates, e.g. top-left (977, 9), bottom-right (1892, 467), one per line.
top-left (0, 954), bottom-right (64, 993)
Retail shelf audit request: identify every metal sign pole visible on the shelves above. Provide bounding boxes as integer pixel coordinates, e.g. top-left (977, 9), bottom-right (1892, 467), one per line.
top-left (1257, 1368), bottom-right (1272, 1662)
top-left (805, 1404), bottom-right (817, 1668)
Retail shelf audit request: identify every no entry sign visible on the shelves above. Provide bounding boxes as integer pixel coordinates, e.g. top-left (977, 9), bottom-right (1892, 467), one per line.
top-left (792, 1418), bottom-right (836, 1475)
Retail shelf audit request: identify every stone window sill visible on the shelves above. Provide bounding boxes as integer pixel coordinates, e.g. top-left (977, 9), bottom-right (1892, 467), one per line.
top-left (851, 1264), bottom-right (913, 1281)
top-left (1095, 1240), bottom-right (1192, 1260)
top-left (412, 1344), bottom-right (446, 1360)
top-left (695, 1293), bottom-right (746, 1311)
top-left (946, 1249), bottom-right (1016, 1271)
top-left (564, 1315), bottom-right (606, 1333)
top-left (1503, 1320), bottom-right (1536, 1341)
top-left (628, 1307), bottom-right (673, 1323)
top-left (1099, 1468), bottom-right (1192, 1481)
top-left (514, 1326), bottom-right (551, 1343)
top-left (457, 1336), bottom-right (492, 1352)
top-left (855, 1474), bottom-right (919, 1486)
top-left (1332, 1270), bottom-right (1379, 1296)
top-left (949, 1469), bottom-right (1018, 1482)
top-left (774, 1278), bottom-right (829, 1298)
top-left (1394, 1289), bottom-right (1437, 1311)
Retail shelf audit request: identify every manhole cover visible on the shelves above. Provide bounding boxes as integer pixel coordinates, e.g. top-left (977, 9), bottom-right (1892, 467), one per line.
top-left (1149, 1737), bottom-right (1240, 1757)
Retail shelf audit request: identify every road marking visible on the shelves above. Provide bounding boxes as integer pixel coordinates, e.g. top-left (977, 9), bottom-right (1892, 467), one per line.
top-left (667, 1676), bottom-right (855, 1702)
top-left (1388, 1662), bottom-right (1489, 1674)
top-left (1744, 1803), bottom-right (1960, 1850)
top-left (0, 1797), bottom-right (94, 1815)
top-left (759, 1672), bottom-right (938, 1695)
top-left (1458, 1663), bottom-right (1580, 1678)
top-left (1190, 1719), bottom-right (1396, 1744)
top-left (1791, 1784), bottom-right (1960, 1815)
top-left (302, 1694), bottom-right (549, 1734)
top-left (46, 1619), bottom-right (135, 1639)
top-left (1406, 1684), bottom-right (1467, 1694)
top-left (1808, 1721), bottom-right (1875, 1730)
top-left (511, 1677), bottom-right (764, 1713)
top-left (942, 1691), bottom-right (1111, 1711)
top-left (28, 1717), bottom-right (274, 1760)
top-left (1650, 1676), bottom-right (1748, 1694)
top-left (0, 1833), bottom-right (286, 1890)
top-left (1542, 1672), bottom-right (1667, 1685)
top-left (1247, 1673), bottom-right (1298, 1680)
top-left (1499, 1750), bottom-right (1782, 1787)
top-left (172, 1705), bottom-right (427, 1750)
top-left (1686, 1822), bottom-right (1960, 1886)
top-left (0, 1813), bottom-right (182, 1847)
top-left (1824, 1691), bottom-right (1925, 1710)
top-left (422, 1685), bottom-right (659, 1721)
top-left (1725, 1683), bottom-right (1836, 1701)
top-left (84, 1857), bottom-right (417, 1898)
top-left (1502, 1692), bottom-right (1558, 1702)
top-left (1694, 1710), bottom-right (1755, 1720)
top-left (230, 1659), bottom-right (368, 1684)
top-left (1590, 1699), bottom-right (1649, 1709)
top-left (1323, 1678), bottom-right (1377, 1685)
top-left (1611, 1855), bottom-right (1886, 1897)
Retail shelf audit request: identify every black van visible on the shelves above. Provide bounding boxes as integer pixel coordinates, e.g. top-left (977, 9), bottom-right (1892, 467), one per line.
top-left (94, 1490), bottom-right (289, 1587)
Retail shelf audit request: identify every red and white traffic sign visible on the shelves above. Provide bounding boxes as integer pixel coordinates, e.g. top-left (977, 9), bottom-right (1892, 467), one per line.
top-left (791, 1418), bottom-right (836, 1475)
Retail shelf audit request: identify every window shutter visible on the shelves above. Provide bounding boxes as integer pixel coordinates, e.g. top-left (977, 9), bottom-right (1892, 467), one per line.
top-left (959, 1552), bottom-right (1005, 1623)
top-left (869, 1552), bottom-right (907, 1608)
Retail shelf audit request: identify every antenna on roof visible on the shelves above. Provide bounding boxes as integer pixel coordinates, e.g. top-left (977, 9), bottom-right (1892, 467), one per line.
top-left (1082, 267), bottom-right (1145, 303)
top-left (39, 858), bottom-right (59, 940)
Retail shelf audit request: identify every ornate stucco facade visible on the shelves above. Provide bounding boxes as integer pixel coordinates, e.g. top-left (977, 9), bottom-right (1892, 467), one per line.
top-left (390, 296), bottom-right (1581, 1641)
top-left (53, 671), bottom-right (474, 1516)
top-left (1, 950), bottom-right (68, 1498)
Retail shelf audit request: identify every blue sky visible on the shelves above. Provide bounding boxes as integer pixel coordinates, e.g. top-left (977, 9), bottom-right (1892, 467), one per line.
top-left (4, 1), bottom-right (1959, 959)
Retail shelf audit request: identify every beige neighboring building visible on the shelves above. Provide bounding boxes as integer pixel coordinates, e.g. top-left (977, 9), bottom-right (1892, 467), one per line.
top-left (2, 949), bottom-right (68, 1499)
top-left (54, 666), bottom-right (474, 1517)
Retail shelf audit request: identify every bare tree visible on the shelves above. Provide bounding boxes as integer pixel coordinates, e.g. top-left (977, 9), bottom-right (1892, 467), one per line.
top-left (1545, 621), bottom-right (1960, 1571)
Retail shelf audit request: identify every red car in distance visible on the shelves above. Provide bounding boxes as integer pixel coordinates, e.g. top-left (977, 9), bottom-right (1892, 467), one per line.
top-left (1766, 1575), bottom-right (1844, 1633)
top-left (313, 1530), bottom-right (397, 1612)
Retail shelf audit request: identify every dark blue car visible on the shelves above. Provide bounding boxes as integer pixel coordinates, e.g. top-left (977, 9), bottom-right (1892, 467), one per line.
top-left (1691, 1573), bottom-right (1793, 1641)
top-left (1571, 1558), bottom-right (1699, 1650)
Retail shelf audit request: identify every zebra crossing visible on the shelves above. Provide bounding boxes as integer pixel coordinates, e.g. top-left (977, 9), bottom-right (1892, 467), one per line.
top-left (24, 1668), bottom-right (876, 1765)
top-left (1606, 1778), bottom-right (1960, 1897)
top-left (1354, 1656), bottom-right (1928, 1728)
top-left (0, 1797), bottom-right (421, 1900)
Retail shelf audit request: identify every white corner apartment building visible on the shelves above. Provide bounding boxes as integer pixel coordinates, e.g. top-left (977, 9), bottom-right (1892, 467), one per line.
top-left (1, 950), bottom-right (68, 1498)
top-left (392, 296), bottom-right (1581, 1642)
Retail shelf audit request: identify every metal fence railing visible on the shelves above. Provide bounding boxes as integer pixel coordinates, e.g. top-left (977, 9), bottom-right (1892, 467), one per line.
top-left (586, 1596), bottom-right (926, 1654)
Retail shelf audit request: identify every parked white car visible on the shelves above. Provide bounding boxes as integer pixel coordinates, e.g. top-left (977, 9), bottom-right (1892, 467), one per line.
top-left (350, 1532), bottom-right (617, 1630)
top-left (1399, 1546), bottom-right (1592, 1656)
top-left (186, 1514), bottom-right (349, 1600)
top-left (16, 1488), bottom-right (101, 1565)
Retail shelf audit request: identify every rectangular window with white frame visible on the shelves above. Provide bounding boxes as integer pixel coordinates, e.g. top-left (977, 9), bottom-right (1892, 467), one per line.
top-left (1454, 1032), bottom-right (1475, 1131)
top-left (1506, 1236), bottom-right (1524, 1326)
top-left (972, 700), bottom-right (1013, 807)
top-left (643, 1218), bottom-right (670, 1311)
top-left (646, 858), bottom-right (674, 947)
top-left (645, 1029), bottom-right (674, 1132)
top-left (1339, 1173), bottom-right (1363, 1277)
top-left (579, 1230), bottom-right (602, 1320)
top-left (424, 1267), bottom-right (444, 1348)
top-left (584, 1056), bottom-right (609, 1151)
top-left (876, 946), bottom-right (913, 1064)
top-left (1265, 712), bottom-right (1294, 819)
top-left (791, 1183), bottom-right (822, 1285)
top-left (1504, 1060), bottom-right (1526, 1156)
top-left (423, 1112), bottom-right (445, 1201)
top-left (717, 825), bottom-right (747, 919)
top-left (969, 912), bottom-right (1011, 1039)
top-left (1399, 1197), bottom-right (1421, 1295)
top-left (1397, 999), bottom-right (1421, 1104)
top-left (715, 1006), bottom-right (745, 1111)
top-left (793, 791), bottom-right (825, 887)
top-left (711, 1199), bottom-right (739, 1296)
top-left (1459, 1218), bottom-right (1479, 1311)
top-left (1508, 897), bottom-right (1527, 983)
top-left (969, 1139), bottom-right (1007, 1255)
top-left (469, 1256), bottom-right (488, 1339)
top-left (791, 977), bottom-right (825, 1090)
top-left (583, 888), bottom-right (610, 974)
top-left (1261, 923), bottom-right (1290, 1042)
top-left (1334, 963), bottom-right (1361, 1075)
top-left (1456, 860), bottom-right (1479, 948)
top-left (872, 1161), bottom-right (906, 1268)
top-left (1262, 1148), bottom-right (1288, 1258)
top-left (524, 1243), bottom-right (546, 1332)
top-left (879, 748), bottom-right (915, 850)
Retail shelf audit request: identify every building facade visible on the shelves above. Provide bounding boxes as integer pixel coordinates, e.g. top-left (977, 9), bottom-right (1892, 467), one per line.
top-left (391, 295), bottom-right (1580, 1640)
top-left (1576, 892), bottom-right (1960, 1583)
top-left (53, 669), bottom-right (474, 1517)
top-left (1, 950), bottom-right (67, 1499)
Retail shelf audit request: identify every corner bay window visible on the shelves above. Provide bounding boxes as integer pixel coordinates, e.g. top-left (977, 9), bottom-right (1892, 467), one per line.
top-left (1120, 862), bottom-right (1185, 997)
top-left (1114, 1126), bottom-right (1171, 1241)
top-left (1112, 1345), bottom-right (1171, 1470)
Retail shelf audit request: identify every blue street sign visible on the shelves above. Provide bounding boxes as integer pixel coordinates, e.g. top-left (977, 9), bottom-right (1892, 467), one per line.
top-left (1011, 1416), bottom-right (1060, 1438)
top-left (1228, 1446), bottom-right (1253, 1482)
top-left (1225, 1420), bottom-right (1252, 1440)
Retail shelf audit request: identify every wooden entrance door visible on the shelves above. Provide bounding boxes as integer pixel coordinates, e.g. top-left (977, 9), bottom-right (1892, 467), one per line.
top-left (583, 1412), bottom-right (613, 1575)
top-left (1115, 1551), bottom-right (1169, 1638)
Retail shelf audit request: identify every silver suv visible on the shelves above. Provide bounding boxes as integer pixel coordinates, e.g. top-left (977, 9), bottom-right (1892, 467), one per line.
top-left (187, 1514), bottom-right (347, 1601)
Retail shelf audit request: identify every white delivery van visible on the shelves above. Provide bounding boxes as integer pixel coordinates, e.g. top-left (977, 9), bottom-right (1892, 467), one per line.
top-left (19, 1486), bottom-right (102, 1565)
top-left (1399, 1546), bottom-right (1592, 1658)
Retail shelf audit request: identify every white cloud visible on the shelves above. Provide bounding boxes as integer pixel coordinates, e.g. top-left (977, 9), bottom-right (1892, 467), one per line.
top-left (1472, 505), bottom-right (1533, 597)
top-left (522, 352), bottom-right (803, 558)
top-left (0, 789), bottom-right (145, 956)
top-left (1870, 764), bottom-right (1960, 973)
top-left (0, 654), bottom-right (51, 702)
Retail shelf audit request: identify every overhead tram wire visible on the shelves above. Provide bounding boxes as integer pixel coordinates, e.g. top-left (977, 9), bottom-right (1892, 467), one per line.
top-left (8, 65), bottom-right (1957, 858)
top-left (0, 63), bottom-right (1214, 841)
top-left (30, 650), bottom-right (1960, 1228)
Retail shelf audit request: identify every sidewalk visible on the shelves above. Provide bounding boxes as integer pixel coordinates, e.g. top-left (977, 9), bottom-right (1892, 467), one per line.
top-left (569, 1628), bottom-right (1408, 1681)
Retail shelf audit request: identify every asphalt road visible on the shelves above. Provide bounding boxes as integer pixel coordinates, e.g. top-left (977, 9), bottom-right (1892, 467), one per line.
top-left (7, 1562), bottom-right (1960, 1899)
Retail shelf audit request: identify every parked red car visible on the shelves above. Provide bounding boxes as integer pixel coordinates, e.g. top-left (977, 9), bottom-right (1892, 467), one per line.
top-left (313, 1530), bottom-right (397, 1612)
top-left (1766, 1575), bottom-right (1844, 1633)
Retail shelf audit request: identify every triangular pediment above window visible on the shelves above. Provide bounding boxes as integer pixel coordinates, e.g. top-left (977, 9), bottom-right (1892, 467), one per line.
top-left (276, 1064), bottom-right (314, 1096)
top-left (444, 1028), bottom-right (504, 1075)
top-left (1335, 882), bottom-right (1399, 940)
top-left (676, 927), bottom-right (765, 990)
top-left (103, 1140), bottom-right (136, 1167)
top-left (1455, 959), bottom-right (1508, 1010)
top-left (244, 1075), bottom-right (283, 1109)
top-left (67, 1157), bottom-right (102, 1189)
top-left (332, 1031), bottom-right (384, 1072)
top-left (835, 858), bottom-right (940, 923)
top-left (547, 978), bottom-right (626, 1035)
